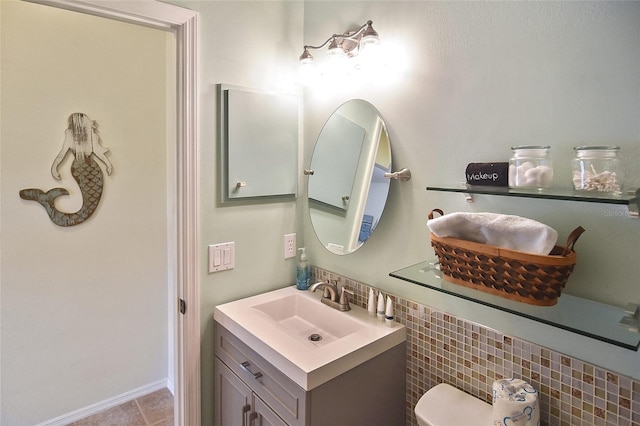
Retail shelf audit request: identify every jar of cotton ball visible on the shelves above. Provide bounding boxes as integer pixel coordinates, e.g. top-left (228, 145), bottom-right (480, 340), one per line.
top-left (508, 145), bottom-right (554, 189)
top-left (572, 146), bottom-right (622, 194)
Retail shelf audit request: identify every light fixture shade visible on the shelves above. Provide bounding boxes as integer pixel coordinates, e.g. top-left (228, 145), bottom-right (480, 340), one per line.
top-left (327, 37), bottom-right (345, 56)
top-left (299, 48), bottom-right (313, 63)
top-left (360, 23), bottom-right (380, 47)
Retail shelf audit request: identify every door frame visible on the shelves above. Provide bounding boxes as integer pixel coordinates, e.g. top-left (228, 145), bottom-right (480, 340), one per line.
top-left (24, 1), bottom-right (201, 424)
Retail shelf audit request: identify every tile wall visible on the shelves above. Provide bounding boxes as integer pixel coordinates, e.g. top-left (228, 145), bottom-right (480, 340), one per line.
top-left (312, 267), bottom-right (640, 426)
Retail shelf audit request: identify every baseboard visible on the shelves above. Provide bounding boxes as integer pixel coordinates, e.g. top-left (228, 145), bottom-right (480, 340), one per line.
top-left (37, 379), bottom-right (170, 426)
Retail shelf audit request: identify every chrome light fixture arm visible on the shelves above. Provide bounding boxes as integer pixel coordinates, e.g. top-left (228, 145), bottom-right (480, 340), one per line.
top-left (299, 20), bottom-right (379, 62)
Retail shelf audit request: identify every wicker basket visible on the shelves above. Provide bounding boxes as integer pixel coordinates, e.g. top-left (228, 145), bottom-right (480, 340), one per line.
top-left (428, 209), bottom-right (585, 306)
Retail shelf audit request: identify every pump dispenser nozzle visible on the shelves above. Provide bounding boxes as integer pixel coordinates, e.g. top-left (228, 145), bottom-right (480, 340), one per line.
top-left (298, 247), bottom-right (307, 261)
top-left (296, 248), bottom-right (310, 290)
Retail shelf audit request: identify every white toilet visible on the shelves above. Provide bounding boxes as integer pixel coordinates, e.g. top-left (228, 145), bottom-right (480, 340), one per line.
top-left (415, 383), bottom-right (493, 426)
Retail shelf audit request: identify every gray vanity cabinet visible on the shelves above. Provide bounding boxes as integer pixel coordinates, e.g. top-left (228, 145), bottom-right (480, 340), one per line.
top-left (215, 358), bottom-right (287, 426)
top-left (214, 322), bottom-right (406, 426)
top-left (214, 324), bottom-right (306, 426)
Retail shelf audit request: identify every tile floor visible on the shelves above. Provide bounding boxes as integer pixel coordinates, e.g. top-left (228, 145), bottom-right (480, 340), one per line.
top-left (68, 388), bottom-right (173, 426)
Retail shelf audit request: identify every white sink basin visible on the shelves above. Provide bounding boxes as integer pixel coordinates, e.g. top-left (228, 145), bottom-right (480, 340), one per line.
top-left (214, 285), bottom-right (406, 390)
top-left (251, 293), bottom-right (363, 347)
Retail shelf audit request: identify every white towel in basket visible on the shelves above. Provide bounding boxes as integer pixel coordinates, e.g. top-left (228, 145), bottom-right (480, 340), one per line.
top-left (427, 212), bottom-right (558, 255)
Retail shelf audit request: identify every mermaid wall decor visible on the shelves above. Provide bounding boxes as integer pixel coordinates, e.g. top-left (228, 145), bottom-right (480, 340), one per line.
top-left (19, 112), bottom-right (113, 227)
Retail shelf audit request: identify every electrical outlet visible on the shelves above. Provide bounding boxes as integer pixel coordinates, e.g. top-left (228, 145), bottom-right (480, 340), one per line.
top-left (284, 233), bottom-right (296, 259)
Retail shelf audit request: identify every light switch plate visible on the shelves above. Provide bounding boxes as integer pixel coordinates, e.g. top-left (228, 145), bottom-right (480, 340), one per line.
top-left (208, 242), bottom-right (235, 273)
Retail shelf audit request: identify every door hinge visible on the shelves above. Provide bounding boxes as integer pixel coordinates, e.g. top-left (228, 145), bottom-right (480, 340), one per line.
top-left (178, 298), bottom-right (186, 314)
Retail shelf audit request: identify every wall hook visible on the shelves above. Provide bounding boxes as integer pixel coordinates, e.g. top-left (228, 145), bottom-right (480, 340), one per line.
top-left (384, 168), bottom-right (411, 181)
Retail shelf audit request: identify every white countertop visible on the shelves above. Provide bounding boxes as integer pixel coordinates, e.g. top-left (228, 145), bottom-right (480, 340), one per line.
top-left (214, 285), bottom-right (406, 390)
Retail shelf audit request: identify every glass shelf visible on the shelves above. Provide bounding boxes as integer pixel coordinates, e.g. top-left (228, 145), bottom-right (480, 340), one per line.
top-left (426, 185), bottom-right (639, 215)
top-left (390, 261), bottom-right (640, 350)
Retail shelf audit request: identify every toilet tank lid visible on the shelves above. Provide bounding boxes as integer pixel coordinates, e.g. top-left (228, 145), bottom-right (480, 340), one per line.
top-left (415, 383), bottom-right (493, 426)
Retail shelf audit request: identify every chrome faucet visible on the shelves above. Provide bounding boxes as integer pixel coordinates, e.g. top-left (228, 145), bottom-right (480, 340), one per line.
top-left (310, 280), bottom-right (338, 300)
top-left (309, 280), bottom-right (353, 311)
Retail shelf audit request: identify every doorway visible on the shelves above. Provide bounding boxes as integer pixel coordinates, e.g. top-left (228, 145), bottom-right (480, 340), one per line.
top-left (0, 1), bottom-right (199, 425)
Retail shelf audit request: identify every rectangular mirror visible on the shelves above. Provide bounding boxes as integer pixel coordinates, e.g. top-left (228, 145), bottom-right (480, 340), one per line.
top-left (218, 84), bottom-right (297, 204)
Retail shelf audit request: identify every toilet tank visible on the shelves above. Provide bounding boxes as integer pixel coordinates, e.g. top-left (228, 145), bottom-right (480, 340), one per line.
top-left (415, 383), bottom-right (493, 426)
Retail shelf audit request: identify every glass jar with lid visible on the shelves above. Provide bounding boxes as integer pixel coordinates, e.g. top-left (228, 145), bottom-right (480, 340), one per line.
top-left (572, 146), bottom-right (622, 194)
top-left (508, 145), bottom-right (554, 189)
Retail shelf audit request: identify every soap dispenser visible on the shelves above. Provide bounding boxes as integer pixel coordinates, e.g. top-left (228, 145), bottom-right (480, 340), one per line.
top-left (296, 248), bottom-right (310, 290)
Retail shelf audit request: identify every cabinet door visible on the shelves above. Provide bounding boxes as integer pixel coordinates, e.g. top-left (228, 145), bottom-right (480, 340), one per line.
top-left (216, 324), bottom-right (307, 426)
top-left (251, 395), bottom-right (288, 426)
top-left (215, 358), bottom-right (252, 426)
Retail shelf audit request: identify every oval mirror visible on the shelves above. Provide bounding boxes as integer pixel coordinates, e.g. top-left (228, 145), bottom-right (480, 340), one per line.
top-left (308, 99), bottom-right (391, 255)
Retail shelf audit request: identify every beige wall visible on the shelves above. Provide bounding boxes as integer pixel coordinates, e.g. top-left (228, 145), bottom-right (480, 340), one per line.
top-left (1, 1), bottom-right (171, 424)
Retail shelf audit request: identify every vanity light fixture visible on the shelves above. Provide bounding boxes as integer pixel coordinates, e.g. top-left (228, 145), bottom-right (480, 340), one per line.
top-left (299, 20), bottom-right (380, 66)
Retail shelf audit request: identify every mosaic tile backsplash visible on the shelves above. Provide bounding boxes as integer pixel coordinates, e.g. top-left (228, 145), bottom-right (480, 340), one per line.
top-left (312, 267), bottom-right (640, 426)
